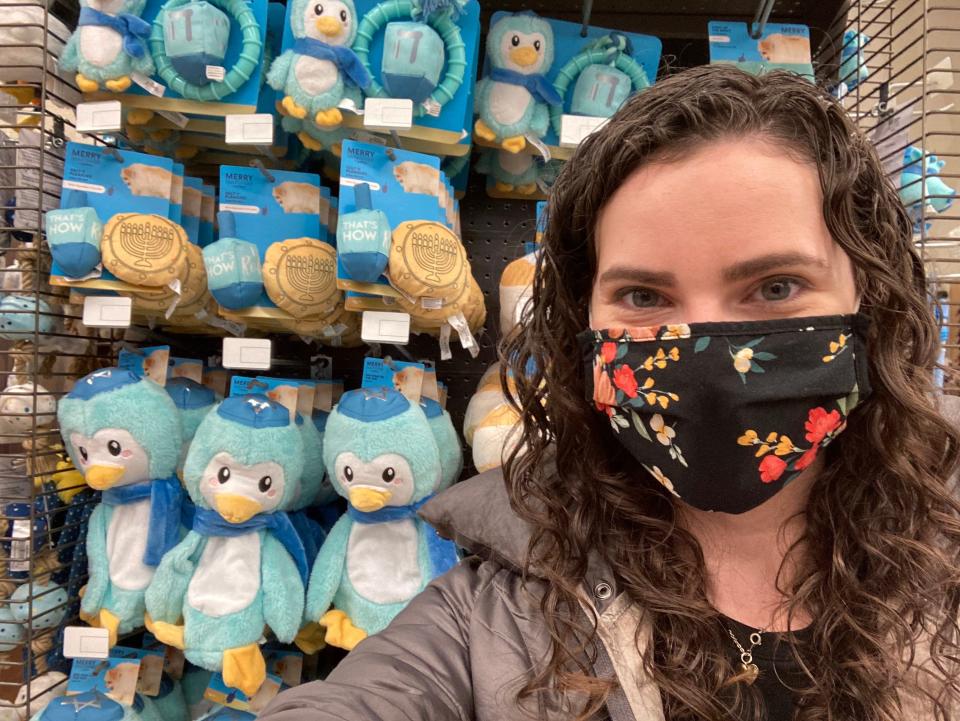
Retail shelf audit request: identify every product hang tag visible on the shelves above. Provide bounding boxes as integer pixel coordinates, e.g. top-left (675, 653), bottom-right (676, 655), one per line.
top-left (439, 322), bottom-right (452, 361)
top-left (421, 98), bottom-right (442, 117)
top-left (447, 311), bottom-right (479, 357)
top-left (205, 65), bottom-right (226, 82)
top-left (164, 277), bottom-right (183, 319)
top-left (131, 72), bottom-right (165, 97)
top-left (157, 110), bottom-right (189, 129)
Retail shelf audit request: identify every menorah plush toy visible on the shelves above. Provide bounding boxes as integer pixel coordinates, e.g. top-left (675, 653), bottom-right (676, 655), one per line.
top-left (306, 387), bottom-right (458, 651)
top-left (57, 368), bottom-right (184, 647)
top-left (267, 0), bottom-right (371, 129)
top-left (474, 13), bottom-right (561, 154)
top-left (144, 394), bottom-right (307, 698)
top-left (60, 0), bottom-right (156, 94)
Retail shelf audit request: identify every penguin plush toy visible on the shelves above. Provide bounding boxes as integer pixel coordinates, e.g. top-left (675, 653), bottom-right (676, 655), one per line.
top-left (60, 0), bottom-right (156, 94)
top-left (420, 397), bottom-right (462, 492)
top-left (57, 368), bottom-right (184, 647)
top-left (165, 377), bottom-right (216, 475)
top-left (144, 394), bottom-right (307, 698)
top-left (474, 13), bottom-right (561, 154)
top-left (267, 0), bottom-right (371, 129)
top-left (305, 387), bottom-right (458, 651)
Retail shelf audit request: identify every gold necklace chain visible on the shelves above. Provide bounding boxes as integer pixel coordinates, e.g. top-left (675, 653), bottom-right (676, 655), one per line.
top-left (727, 626), bottom-right (765, 685)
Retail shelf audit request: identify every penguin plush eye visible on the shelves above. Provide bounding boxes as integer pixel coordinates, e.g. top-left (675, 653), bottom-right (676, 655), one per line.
top-left (534, 40), bottom-right (541, 51)
top-left (511, 34), bottom-right (520, 47)
top-left (78, 447), bottom-right (88, 463)
top-left (382, 467), bottom-right (395, 483)
top-left (217, 467), bottom-right (231, 484)
top-left (343, 466), bottom-right (353, 482)
top-left (313, 3), bottom-right (323, 14)
top-left (339, 9), bottom-right (347, 21)
top-left (258, 475), bottom-right (273, 493)
top-left (107, 440), bottom-right (122, 456)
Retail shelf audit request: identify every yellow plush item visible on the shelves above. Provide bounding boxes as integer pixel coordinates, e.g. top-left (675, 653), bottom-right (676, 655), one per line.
top-left (471, 402), bottom-right (524, 473)
top-left (499, 251), bottom-right (537, 336)
top-left (263, 238), bottom-right (341, 318)
top-left (101, 213), bottom-right (189, 287)
top-left (389, 221), bottom-right (468, 301)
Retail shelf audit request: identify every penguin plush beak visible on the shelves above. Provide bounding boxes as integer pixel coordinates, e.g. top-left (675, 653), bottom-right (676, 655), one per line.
top-left (349, 487), bottom-right (392, 512)
top-left (510, 46), bottom-right (538, 68)
top-left (315, 16), bottom-right (342, 38)
top-left (85, 465), bottom-right (125, 490)
top-left (214, 494), bottom-right (262, 524)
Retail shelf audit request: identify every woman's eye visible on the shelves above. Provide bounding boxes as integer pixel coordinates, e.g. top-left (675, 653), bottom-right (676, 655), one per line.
top-left (623, 288), bottom-right (663, 309)
top-left (758, 278), bottom-right (798, 302)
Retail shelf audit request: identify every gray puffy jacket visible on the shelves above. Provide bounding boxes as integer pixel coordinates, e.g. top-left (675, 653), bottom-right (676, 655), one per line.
top-left (259, 468), bottom-right (663, 721)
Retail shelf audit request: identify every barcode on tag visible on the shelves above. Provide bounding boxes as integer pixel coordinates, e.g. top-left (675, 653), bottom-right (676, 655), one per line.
top-left (10, 520), bottom-right (30, 572)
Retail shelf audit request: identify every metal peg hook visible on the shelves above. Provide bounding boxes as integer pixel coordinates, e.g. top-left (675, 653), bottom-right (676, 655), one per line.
top-left (749, 0), bottom-right (776, 39)
top-left (580, 0), bottom-right (593, 37)
top-left (103, 145), bottom-right (124, 162)
top-left (250, 158), bottom-right (275, 183)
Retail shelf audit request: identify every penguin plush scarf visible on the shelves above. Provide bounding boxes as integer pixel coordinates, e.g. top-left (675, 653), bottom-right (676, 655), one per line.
top-left (77, 7), bottom-right (151, 58)
top-left (292, 38), bottom-right (371, 89)
top-left (346, 494), bottom-right (458, 576)
top-left (102, 475), bottom-right (184, 567)
top-left (489, 67), bottom-right (562, 106)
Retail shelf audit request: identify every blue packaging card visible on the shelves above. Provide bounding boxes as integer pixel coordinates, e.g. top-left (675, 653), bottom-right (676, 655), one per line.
top-left (708, 21), bottom-right (814, 81)
top-left (182, 176), bottom-right (204, 244)
top-left (257, 376), bottom-right (316, 416)
top-left (118, 345), bottom-right (171, 386)
top-left (127, 0), bottom-right (268, 111)
top-left (52, 143), bottom-right (176, 282)
top-left (481, 13), bottom-right (661, 149)
top-left (337, 140), bottom-right (445, 293)
top-left (68, 648), bottom-right (151, 706)
top-left (205, 671), bottom-right (282, 710)
top-left (229, 375), bottom-right (265, 398)
top-left (278, 0), bottom-right (480, 141)
top-left (361, 356), bottom-right (425, 402)
top-left (219, 166), bottom-right (324, 308)
top-left (168, 356), bottom-right (204, 382)
top-left (264, 647), bottom-right (304, 687)
top-left (200, 184), bottom-right (216, 247)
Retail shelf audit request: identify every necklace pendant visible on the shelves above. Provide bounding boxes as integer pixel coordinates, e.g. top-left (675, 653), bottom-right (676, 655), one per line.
top-left (740, 662), bottom-right (759, 685)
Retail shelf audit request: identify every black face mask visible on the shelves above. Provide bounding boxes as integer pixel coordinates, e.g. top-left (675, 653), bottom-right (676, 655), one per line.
top-left (578, 315), bottom-right (871, 514)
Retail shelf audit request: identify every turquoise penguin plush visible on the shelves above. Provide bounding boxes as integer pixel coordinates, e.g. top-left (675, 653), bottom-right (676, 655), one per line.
top-left (144, 394), bottom-right (306, 698)
top-left (420, 397), bottom-right (462, 491)
top-left (305, 387), bottom-right (458, 651)
top-left (57, 368), bottom-right (184, 647)
top-left (474, 13), bottom-right (561, 154)
top-left (60, 0), bottom-right (156, 94)
top-left (279, 115), bottom-right (349, 155)
top-left (839, 30), bottom-right (869, 90)
top-left (289, 412), bottom-right (328, 565)
top-left (144, 676), bottom-right (188, 721)
top-left (266, 0), bottom-right (371, 129)
top-left (165, 378), bottom-right (216, 473)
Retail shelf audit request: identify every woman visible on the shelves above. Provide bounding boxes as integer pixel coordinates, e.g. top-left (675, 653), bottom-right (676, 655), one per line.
top-left (261, 65), bottom-right (960, 720)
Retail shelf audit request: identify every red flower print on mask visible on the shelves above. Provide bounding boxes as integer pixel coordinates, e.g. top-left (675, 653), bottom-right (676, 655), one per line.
top-left (613, 364), bottom-right (639, 398)
top-left (607, 328), bottom-right (625, 340)
top-left (600, 342), bottom-right (617, 364)
top-left (759, 454), bottom-right (787, 483)
top-left (794, 446), bottom-right (819, 471)
top-left (593, 358), bottom-right (617, 408)
top-left (804, 407), bottom-right (843, 444)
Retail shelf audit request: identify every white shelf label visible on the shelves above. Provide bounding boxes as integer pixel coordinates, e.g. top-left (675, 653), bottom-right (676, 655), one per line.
top-left (63, 626), bottom-right (110, 659)
top-left (77, 101), bottom-right (122, 134)
top-left (225, 114), bottom-right (274, 145)
top-left (361, 311), bottom-right (410, 344)
top-left (363, 98), bottom-right (413, 130)
top-left (559, 115), bottom-right (608, 148)
top-left (222, 337), bottom-right (272, 370)
top-left (82, 296), bottom-right (132, 328)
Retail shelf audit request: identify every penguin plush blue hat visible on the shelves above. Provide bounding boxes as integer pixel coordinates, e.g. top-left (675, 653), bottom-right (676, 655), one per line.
top-left (144, 394), bottom-right (306, 698)
top-left (57, 368), bottom-right (183, 644)
top-left (305, 387), bottom-right (457, 650)
top-left (166, 378), bottom-right (216, 473)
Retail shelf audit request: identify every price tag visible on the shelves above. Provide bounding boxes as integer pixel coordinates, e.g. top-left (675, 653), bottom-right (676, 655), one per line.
top-left (131, 72), bottom-right (165, 97)
top-left (77, 101), bottom-right (122, 133)
top-left (205, 65), bottom-right (226, 82)
top-left (222, 338), bottom-right (272, 370)
top-left (62, 626), bottom-right (110, 660)
top-left (559, 115), bottom-right (608, 148)
top-left (361, 310), bottom-right (411, 344)
top-left (363, 98), bottom-right (414, 130)
top-left (225, 114), bottom-right (274, 145)
top-left (82, 296), bottom-right (132, 328)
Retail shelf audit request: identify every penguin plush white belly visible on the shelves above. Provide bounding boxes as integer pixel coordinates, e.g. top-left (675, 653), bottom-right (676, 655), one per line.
top-left (346, 519), bottom-right (422, 604)
top-left (78, 25), bottom-right (123, 69)
top-left (488, 82), bottom-right (532, 126)
top-left (187, 535), bottom-right (262, 617)
top-left (294, 56), bottom-right (338, 97)
top-left (106, 500), bottom-right (154, 591)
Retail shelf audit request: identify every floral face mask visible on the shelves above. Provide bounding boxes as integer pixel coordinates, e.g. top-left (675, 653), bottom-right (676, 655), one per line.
top-left (578, 314), bottom-right (871, 514)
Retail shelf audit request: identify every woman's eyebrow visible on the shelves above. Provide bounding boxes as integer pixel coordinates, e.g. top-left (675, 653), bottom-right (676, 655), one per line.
top-left (596, 266), bottom-right (676, 287)
top-left (721, 253), bottom-right (830, 282)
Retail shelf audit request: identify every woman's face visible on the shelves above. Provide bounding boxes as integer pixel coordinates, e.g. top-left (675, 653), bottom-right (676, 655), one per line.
top-left (590, 138), bottom-right (859, 328)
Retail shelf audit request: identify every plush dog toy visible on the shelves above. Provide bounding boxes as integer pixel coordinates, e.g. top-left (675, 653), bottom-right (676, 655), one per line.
top-left (306, 387), bottom-right (458, 650)
top-left (57, 368), bottom-right (183, 646)
top-left (60, 0), bottom-right (156, 93)
top-left (267, 0), bottom-right (370, 129)
top-left (474, 13), bottom-right (561, 153)
top-left (144, 394), bottom-right (306, 698)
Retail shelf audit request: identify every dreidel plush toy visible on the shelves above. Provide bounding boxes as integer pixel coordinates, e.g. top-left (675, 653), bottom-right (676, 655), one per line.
top-left (144, 394), bottom-right (307, 698)
top-left (306, 388), bottom-right (458, 650)
top-left (57, 369), bottom-right (184, 646)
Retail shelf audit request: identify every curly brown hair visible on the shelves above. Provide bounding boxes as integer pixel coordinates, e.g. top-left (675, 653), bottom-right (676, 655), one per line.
top-left (500, 65), bottom-right (960, 720)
